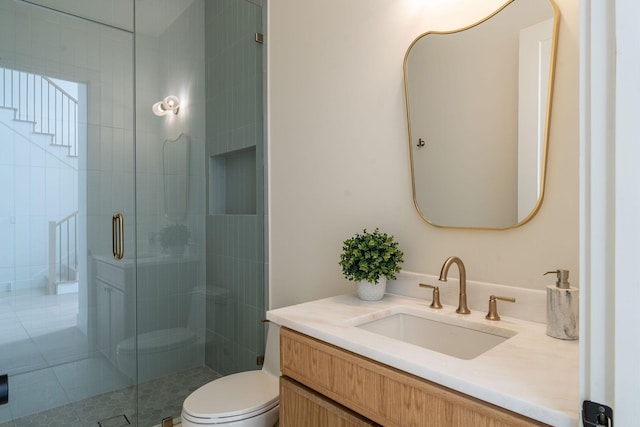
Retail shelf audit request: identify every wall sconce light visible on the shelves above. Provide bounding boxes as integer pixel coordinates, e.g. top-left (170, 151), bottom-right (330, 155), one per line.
top-left (152, 95), bottom-right (180, 116)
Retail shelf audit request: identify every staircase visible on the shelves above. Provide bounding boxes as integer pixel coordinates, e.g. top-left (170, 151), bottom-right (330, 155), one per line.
top-left (1, 66), bottom-right (80, 294)
top-left (0, 66), bottom-right (78, 157)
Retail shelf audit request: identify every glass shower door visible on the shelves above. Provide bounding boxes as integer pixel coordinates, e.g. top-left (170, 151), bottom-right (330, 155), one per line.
top-left (0, 1), bottom-right (137, 426)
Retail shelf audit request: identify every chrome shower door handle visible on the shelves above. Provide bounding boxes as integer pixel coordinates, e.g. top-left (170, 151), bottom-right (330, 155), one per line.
top-left (112, 212), bottom-right (124, 260)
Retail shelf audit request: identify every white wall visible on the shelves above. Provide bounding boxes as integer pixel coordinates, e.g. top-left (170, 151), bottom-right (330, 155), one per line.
top-left (268, 0), bottom-right (579, 309)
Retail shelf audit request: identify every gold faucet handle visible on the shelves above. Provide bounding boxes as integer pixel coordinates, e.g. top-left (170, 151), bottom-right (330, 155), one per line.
top-left (419, 283), bottom-right (443, 309)
top-left (485, 295), bottom-right (516, 321)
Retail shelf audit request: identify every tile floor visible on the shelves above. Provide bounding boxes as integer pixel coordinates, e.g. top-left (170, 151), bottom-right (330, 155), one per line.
top-left (0, 288), bottom-right (219, 427)
top-left (0, 288), bottom-right (83, 376)
top-left (0, 366), bottom-right (219, 427)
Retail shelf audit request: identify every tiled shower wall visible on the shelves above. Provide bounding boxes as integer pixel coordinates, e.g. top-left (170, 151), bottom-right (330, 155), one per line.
top-left (204, 0), bottom-right (265, 375)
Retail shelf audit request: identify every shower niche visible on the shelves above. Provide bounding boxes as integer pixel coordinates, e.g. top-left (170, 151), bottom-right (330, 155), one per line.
top-left (209, 147), bottom-right (257, 215)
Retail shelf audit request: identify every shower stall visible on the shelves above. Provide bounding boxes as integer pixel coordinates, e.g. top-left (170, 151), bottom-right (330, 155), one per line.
top-left (0, 0), bottom-right (266, 426)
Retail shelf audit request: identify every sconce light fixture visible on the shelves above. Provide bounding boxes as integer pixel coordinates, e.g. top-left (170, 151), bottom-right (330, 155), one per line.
top-left (152, 95), bottom-right (180, 116)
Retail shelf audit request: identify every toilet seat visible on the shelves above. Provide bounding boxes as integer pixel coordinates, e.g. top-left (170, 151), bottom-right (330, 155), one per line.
top-left (182, 370), bottom-right (279, 424)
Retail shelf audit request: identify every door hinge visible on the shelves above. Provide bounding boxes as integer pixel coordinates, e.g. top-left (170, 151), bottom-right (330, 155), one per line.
top-left (582, 400), bottom-right (613, 427)
top-left (255, 33), bottom-right (264, 44)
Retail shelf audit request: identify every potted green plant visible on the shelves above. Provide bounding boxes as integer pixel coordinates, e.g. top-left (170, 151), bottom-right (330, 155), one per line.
top-left (159, 224), bottom-right (190, 255)
top-left (339, 228), bottom-right (404, 301)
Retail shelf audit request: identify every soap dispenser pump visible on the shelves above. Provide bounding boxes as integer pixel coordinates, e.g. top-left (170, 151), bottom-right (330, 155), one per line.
top-left (544, 269), bottom-right (579, 340)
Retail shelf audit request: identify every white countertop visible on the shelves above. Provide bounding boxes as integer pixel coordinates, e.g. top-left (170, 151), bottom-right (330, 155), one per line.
top-left (267, 292), bottom-right (579, 427)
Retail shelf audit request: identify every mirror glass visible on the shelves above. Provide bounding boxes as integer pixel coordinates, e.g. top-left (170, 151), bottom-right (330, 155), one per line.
top-left (163, 133), bottom-right (190, 221)
top-left (404, 0), bottom-right (559, 229)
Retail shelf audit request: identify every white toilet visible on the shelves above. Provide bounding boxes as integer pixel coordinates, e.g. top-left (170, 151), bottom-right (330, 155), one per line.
top-left (180, 322), bottom-right (280, 427)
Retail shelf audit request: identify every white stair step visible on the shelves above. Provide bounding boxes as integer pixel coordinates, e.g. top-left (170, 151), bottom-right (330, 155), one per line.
top-left (1, 112), bottom-right (78, 164)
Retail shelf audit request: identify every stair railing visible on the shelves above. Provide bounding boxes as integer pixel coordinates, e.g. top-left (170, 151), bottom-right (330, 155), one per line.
top-left (0, 66), bottom-right (78, 157)
top-left (48, 211), bottom-right (78, 293)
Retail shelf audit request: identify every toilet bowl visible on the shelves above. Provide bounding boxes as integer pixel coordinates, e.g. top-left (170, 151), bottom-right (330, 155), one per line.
top-left (181, 322), bottom-right (280, 427)
top-left (116, 327), bottom-right (199, 381)
top-left (116, 286), bottom-right (229, 381)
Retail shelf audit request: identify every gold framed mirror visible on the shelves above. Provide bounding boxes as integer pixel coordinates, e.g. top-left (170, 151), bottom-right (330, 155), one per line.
top-left (404, 0), bottom-right (560, 230)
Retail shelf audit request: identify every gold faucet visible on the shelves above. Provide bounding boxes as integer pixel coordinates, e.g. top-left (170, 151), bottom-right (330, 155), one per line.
top-left (439, 256), bottom-right (470, 314)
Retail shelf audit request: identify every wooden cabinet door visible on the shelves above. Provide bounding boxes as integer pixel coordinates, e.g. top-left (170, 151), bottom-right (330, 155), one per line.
top-left (280, 376), bottom-right (378, 427)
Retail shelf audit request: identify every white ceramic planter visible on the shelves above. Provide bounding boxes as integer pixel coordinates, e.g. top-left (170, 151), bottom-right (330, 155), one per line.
top-left (356, 277), bottom-right (387, 301)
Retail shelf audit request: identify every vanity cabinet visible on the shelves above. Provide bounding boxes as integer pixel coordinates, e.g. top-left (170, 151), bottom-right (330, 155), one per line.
top-left (280, 377), bottom-right (378, 427)
top-left (279, 327), bottom-right (549, 427)
top-left (96, 279), bottom-right (127, 362)
top-left (95, 258), bottom-right (134, 363)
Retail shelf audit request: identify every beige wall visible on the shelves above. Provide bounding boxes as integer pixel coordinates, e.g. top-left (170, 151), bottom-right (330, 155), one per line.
top-left (268, 0), bottom-right (579, 309)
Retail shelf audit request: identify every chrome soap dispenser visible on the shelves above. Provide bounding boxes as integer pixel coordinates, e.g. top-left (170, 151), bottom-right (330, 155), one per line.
top-left (544, 269), bottom-right (579, 340)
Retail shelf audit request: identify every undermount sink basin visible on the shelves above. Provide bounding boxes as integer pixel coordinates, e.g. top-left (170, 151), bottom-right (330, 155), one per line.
top-left (356, 311), bottom-right (517, 360)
